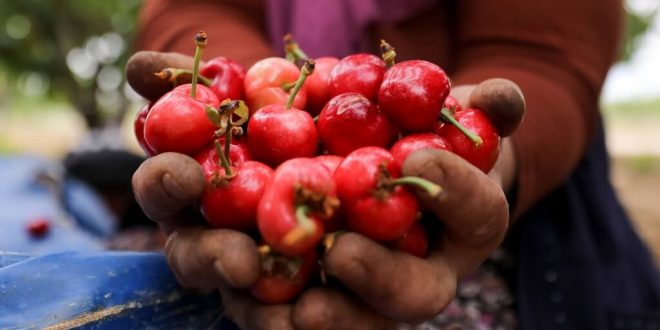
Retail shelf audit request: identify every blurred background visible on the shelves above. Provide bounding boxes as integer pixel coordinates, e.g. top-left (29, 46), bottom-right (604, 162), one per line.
top-left (0, 1), bottom-right (658, 260)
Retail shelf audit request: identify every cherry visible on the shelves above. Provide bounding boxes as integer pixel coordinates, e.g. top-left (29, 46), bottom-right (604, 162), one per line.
top-left (197, 101), bottom-right (270, 231)
top-left (388, 221), bottom-right (428, 258)
top-left (378, 60), bottom-right (450, 132)
top-left (155, 56), bottom-right (246, 102)
top-left (314, 155), bottom-right (344, 174)
top-left (133, 103), bottom-right (156, 156)
top-left (247, 60), bottom-right (318, 167)
top-left (250, 245), bottom-right (317, 304)
top-left (281, 35), bottom-right (339, 116)
top-left (27, 218), bottom-right (50, 237)
top-left (328, 54), bottom-right (385, 102)
top-left (443, 95), bottom-right (462, 113)
top-left (144, 32), bottom-right (220, 155)
top-left (199, 159), bottom-right (272, 231)
top-left (390, 133), bottom-right (452, 170)
top-left (257, 157), bottom-right (339, 256)
top-left (317, 93), bottom-right (393, 156)
top-left (437, 108), bottom-right (500, 173)
top-left (334, 147), bottom-right (441, 242)
top-left (144, 84), bottom-right (219, 155)
top-left (195, 137), bottom-right (251, 173)
top-left (304, 57), bottom-right (339, 115)
top-left (244, 57), bottom-right (307, 113)
top-left (199, 57), bottom-right (246, 101)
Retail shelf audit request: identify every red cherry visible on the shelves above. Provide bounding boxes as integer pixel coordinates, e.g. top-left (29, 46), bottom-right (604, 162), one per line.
top-left (257, 158), bottom-right (338, 256)
top-left (247, 105), bottom-right (318, 167)
top-left (144, 84), bottom-right (220, 155)
top-left (198, 160), bottom-right (273, 231)
top-left (133, 103), bottom-right (156, 157)
top-left (250, 247), bottom-right (317, 304)
top-left (328, 54), bottom-right (385, 102)
top-left (390, 133), bottom-right (452, 170)
top-left (304, 56), bottom-right (339, 115)
top-left (443, 95), bottom-right (462, 113)
top-left (199, 57), bottom-right (246, 101)
top-left (244, 57), bottom-right (307, 113)
top-left (388, 221), bottom-right (429, 258)
top-left (334, 147), bottom-right (440, 242)
top-left (314, 155), bottom-right (344, 174)
top-left (195, 138), bottom-right (251, 173)
top-left (378, 60), bottom-right (450, 132)
top-left (27, 218), bottom-right (50, 237)
top-left (317, 93), bottom-right (393, 156)
top-left (437, 108), bottom-right (500, 173)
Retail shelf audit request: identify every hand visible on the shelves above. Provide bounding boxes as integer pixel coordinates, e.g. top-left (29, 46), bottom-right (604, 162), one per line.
top-left (129, 51), bottom-right (525, 329)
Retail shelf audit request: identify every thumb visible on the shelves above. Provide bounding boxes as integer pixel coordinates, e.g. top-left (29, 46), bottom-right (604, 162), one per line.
top-left (126, 51), bottom-right (196, 102)
top-left (402, 149), bottom-right (509, 276)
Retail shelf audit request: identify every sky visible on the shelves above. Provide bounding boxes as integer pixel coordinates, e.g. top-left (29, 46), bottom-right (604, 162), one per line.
top-left (602, 0), bottom-right (660, 104)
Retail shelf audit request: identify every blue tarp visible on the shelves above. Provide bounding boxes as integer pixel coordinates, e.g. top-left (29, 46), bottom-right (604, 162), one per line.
top-left (0, 155), bottom-right (236, 328)
top-left (0, 251), bottom-right (232, 329)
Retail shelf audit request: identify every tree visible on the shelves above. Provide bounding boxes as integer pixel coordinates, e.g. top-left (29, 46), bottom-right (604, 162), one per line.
top-left (0, 0), bottom-right (140, 128)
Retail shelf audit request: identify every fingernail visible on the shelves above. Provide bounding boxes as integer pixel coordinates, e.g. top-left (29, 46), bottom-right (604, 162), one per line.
top-left (161, 173), bottom-right (188, 200)
top-left (413, 155), bottom-right (446, 185)
top-left (214, 259), bottom-right (238, 287)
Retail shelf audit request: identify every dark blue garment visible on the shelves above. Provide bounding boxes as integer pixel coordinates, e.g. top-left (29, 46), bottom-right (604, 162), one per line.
top-left (511, 125), bottom-right (660, 330)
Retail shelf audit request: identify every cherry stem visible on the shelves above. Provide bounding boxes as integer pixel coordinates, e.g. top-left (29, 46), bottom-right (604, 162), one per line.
top-left (258, 245), bottom-right (271, 257)
top-left (219, 100), bottom-right (239, 158)
top-left (281, 81), bottom-right (295, 92)
top-left (286, 59), bottom-right (315, 110)
top-left (283, 205), bottom-right (315, 246)
top-left (380, 39), bottom-right (397, 68)
top-left (283, 33), bottom-right (309, 63)
top-left (389, 176), bottom-right (443, 198)
top-left (214, 139), bottom-right (233, 177)
top-left (441, 108), bottom-right (483, 146)
top-left (190, 31), bottom-right (207, 99)
top-left (155, 68), bottom-right (212, 86)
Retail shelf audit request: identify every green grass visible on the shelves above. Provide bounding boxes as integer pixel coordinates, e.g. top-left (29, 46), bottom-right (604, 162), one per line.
top-left (603, 97), bottom-right (660, 120)
top-left (3, 93), bottom-right (75, 118)
top-left (618, 155), bottom-right (660, 174)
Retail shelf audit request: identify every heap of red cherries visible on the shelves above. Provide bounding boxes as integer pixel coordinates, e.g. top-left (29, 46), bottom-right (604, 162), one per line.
top-left (134, 32), bottom-right (500, 304)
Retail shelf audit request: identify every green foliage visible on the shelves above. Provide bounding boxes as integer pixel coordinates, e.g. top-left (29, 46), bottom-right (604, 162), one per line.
top-left (0, 0), bottom-right (141, 127)
top-left (621, 7), bottom-right (658, 62)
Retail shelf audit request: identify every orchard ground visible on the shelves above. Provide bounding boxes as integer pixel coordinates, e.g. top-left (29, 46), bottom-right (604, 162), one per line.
top-left (1, 97), bottom-right (659, 264)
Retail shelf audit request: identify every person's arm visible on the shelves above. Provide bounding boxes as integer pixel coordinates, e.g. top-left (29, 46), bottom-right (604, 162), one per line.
top-left (136, 0), bottom-right (273, 67)
top-left (450, 0), bottom-right (623, 218)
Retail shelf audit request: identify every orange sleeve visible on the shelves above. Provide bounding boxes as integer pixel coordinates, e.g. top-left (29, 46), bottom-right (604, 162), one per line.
top-left (450, 0), bottom-right (624, 218)
top-left (135, 0), bottom-right (274, 67)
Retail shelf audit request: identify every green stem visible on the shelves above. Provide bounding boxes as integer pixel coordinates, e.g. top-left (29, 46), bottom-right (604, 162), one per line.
top-left (286, 59), bottom-right (315, 110)
top-left (380, 39), bottom-right (397, 68)
top-left (441, 108), bottom-right (483, 146)
top-left (155, 68), bottom-right (212, 86)
top-left (214, 139), bottom-right (233, 177)
top-left (281, 81), bottom-right (296, 92)
top-left (190, 31), bottom-right (207, 99)
top-left (390, 176), bottom-right (443, 198)
top-left (283, 33), bottom-right (309, 63)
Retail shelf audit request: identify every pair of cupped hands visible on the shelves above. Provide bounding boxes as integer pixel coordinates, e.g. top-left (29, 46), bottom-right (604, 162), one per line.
top-left (127, 51), bottom-right (525, 329)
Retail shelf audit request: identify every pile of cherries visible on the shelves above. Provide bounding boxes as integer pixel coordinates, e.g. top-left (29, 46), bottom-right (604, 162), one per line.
top-left (134, 32), bottom-right (500, 304)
